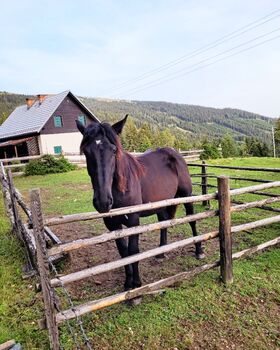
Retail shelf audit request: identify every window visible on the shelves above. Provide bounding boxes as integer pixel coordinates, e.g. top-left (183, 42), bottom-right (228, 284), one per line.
top-left (78, 115), bottom-right (86, 126)
top-left (54, 146), bottom-right (62, 154)
top-left (54, 116), bottom-right (63, 128)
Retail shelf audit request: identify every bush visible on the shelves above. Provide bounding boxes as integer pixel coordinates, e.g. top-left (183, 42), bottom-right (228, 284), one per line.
top-left (25, 155), bottom-right (77, 176)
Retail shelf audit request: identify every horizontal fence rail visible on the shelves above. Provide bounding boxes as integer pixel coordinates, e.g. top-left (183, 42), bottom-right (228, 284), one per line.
top-left (50, 213), bottom-right (280, 288)
top-left (45, 181), bottom-right (280, 227)
top-left (188, 163), bottom-right (280, 172)
top-left (55, 235), bottom-right (280, 323)
top-left (45, 193), bottom-right (217, 226)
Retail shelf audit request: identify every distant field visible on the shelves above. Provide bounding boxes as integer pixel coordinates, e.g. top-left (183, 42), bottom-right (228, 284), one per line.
top-left (0, 157), bottom-right (279, 349)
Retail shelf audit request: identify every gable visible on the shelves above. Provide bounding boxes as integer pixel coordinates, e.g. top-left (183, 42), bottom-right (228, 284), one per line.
top-left (41, 94), bottom-right (97, 134)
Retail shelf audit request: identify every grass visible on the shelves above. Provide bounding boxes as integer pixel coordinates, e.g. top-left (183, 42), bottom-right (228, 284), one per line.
top-left (0, 157), bottom-right (279, 349)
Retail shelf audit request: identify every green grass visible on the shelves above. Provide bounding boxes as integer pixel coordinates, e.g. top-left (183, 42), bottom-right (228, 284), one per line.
top-left (0, 157), bottom-right (280, 349)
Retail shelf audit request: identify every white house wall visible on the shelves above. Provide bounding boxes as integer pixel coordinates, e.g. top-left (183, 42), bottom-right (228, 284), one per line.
top-left (39, 132), bottom-right (83, 155)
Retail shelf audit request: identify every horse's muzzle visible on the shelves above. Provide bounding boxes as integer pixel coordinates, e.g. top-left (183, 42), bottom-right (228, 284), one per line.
top-left (93, 196), bottom-right (113, 213)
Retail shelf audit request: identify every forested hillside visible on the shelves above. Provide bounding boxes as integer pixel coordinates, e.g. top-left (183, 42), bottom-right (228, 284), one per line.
top-left (82, 98), bottom-right (274, 143)
top-left (0, 91), bottom-right (274, 144)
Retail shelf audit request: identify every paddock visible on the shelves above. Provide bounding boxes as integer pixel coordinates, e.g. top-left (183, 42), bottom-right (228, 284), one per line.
top-left (0, 160), bottom-right (280, 350)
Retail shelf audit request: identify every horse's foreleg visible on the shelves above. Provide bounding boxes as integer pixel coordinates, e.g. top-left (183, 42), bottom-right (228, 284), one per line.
top-left (127, 214), bottom-right (141, 289)
top-left (104, 218), bottom-right (133, 290)
top-left (115, 238), bottom-right (133, 290)
top-left (184, 202), bottom-right (205, 259)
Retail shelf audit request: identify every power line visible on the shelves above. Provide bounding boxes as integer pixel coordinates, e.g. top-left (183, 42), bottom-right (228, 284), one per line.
top-left (103, 8), bottom-right (280, 95)
top-left (114, 32), bottom-right (280, 98)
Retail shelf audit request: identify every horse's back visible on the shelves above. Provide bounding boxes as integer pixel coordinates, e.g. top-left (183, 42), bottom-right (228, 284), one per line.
top-left (137, 147), bottom-right (192, 204)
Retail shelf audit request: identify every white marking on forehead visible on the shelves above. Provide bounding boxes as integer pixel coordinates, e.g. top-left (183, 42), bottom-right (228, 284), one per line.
top-left (95, 140), bottom-right (102, 145)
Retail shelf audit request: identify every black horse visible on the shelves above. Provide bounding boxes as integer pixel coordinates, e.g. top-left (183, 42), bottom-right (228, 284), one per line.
top-left (76, 115), bottom-right (204, 290)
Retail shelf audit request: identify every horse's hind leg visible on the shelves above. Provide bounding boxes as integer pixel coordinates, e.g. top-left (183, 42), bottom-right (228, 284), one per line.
top-left (184, 202), bottom-right (205, 259)
top-left (156, 210), bottom-right (169, 259)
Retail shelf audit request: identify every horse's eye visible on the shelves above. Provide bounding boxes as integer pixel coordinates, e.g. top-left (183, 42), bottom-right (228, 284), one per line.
top-left (113, 147), bottom-right (117, 154)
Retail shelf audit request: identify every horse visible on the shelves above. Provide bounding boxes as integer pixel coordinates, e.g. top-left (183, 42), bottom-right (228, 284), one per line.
top-left (76, 115), bottom-right (204, 291)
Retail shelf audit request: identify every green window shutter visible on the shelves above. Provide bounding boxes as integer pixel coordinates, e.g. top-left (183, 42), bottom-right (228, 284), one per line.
top-left (54, 146), bottom-right (62, 154)
top-left (54, 116), bottom-right (63, 127)
top-left (78, 115), bottom-right (86, 126)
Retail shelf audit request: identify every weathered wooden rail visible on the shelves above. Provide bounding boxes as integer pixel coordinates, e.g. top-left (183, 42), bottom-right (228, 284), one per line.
top-left (30, 175), bottom-right (280, 349)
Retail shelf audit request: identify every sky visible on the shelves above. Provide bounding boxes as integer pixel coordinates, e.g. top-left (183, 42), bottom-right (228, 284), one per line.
top-left (0, 0), bottom-right (279, 117)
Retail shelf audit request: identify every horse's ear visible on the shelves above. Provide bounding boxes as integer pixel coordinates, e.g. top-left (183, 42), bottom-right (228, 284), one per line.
top-left (76, 120), bottom-right (85, 135)
top-left (112, 114), bottom-right (128, 135)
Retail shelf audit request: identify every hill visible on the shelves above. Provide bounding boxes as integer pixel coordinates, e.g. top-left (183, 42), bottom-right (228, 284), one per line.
top-left (0, 91), bottom-right (274, 143)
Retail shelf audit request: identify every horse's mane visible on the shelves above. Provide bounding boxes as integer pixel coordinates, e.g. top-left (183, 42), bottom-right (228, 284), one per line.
top-left (102, 123), bottom-right (145, 192)
top-left (81, 122), bottom-right (145, 193)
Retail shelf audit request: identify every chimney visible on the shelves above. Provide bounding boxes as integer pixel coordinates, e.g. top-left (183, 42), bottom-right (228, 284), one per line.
top-left (26, 98), bottom-right (35, 109)
top-left (37, 94), bottom-right (47, 104)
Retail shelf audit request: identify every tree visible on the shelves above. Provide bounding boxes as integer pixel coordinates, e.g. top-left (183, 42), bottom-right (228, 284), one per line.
top-left (121, 118), bottom-right (139, 151)
top-left (221, 134), bottom-right (238, 158)
top-left (275, 117), bottom-right (280, 156)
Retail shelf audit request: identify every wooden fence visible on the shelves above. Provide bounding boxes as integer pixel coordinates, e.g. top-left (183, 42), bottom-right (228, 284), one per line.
top-left (30, 172), bottom-right (280, 349)
top-left (0, 149), bottom-right (203, 172)
top-left (0, 163), bottom-right (64, 274)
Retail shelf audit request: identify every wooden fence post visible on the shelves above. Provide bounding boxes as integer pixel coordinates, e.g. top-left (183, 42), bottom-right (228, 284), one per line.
top-left (217, 176), bottom-right (233, 284)
top-left (201, 161), bottom-right (209, 206)
top-left (30, 189), bottom-right (60, 350)
top-left (7, 169), bottom-right (21, 237)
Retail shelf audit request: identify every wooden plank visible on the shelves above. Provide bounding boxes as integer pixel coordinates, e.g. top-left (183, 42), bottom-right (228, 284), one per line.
top-left (0, 340), bottom-right (16, 350)
top-left (44, 226), bottom-right (62, 245)
top-left (50, 229), bottom-right (220, 287)
top-left (231, 196), bottom-right (280, 212)
top-left (45, 192), bottom-right (217, 226)
top-left (3, 163), bottom-right (26, 169)
top-left (229, 181), bottom-right (280, 196)
top-left (0, 155), bottom-right (41, 163)
top-left (56, 261), bottom-right (219, 323)
top-left (48, 209), bottom-right (218, 257)
top-left (193, 174), bottom-right (274, 184)
top-left (232, 236), bottom-right (280, 259)
top-left (218, 176), bottom-right (233, 285)
top-left (55, 234), bottom-right (280, 323)
top-left (231, 215), bottom-right (280, 233)
top-left (30, 189), bottom-right (60, 350)
top-left (188, 163), bottom-right (280, 172)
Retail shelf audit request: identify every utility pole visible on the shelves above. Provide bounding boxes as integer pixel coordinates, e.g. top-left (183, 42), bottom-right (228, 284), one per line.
top-left (272, 126), bottom-right (276, 158)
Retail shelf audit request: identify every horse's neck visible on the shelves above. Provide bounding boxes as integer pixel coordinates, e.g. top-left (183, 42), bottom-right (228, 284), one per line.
top-left (114, 151), bottom-right (139, 193)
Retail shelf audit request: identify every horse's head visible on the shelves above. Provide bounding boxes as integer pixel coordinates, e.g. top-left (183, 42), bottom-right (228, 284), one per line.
top-left (76, 115), bottom-right (128, 213)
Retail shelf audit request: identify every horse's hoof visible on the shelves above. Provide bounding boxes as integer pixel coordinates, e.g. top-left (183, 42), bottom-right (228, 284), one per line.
top-left (196, 253), bottom-right (206, 260)
top-left (155, 253), bottom-right (165, 259)
top-left (130, 297), bottom-right (142, 306)
top-left (133, 280), bottom-right (142, 289)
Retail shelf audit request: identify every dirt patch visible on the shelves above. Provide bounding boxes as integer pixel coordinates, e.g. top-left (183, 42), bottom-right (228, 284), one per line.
top-left (50, 220), bottom-right (212, 301)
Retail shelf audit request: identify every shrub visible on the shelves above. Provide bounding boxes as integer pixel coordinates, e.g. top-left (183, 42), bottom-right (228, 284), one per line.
top-left (25, 155), bottom-right (77, 176)
top-left (200, 142), bottom-right (220, 160)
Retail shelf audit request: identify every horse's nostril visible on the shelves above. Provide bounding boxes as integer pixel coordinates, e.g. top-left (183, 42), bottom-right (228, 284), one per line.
top-left (108, 196), bottom-right (113, 208)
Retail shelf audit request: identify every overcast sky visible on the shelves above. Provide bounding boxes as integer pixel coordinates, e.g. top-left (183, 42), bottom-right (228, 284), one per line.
top-left (0, 0), bottom-right (279, 117)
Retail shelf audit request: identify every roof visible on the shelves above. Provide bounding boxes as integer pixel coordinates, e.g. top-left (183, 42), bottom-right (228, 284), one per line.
top-left (0, 90), bottom-right (100, 141)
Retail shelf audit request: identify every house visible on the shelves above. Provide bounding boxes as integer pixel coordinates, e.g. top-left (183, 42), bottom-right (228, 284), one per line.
top-left (0, 90), bottom-right (100, 158)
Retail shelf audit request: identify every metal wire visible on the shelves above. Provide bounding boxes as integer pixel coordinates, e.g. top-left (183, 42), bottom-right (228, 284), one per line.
top-left (50, 261), bottom-right (93, 350)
